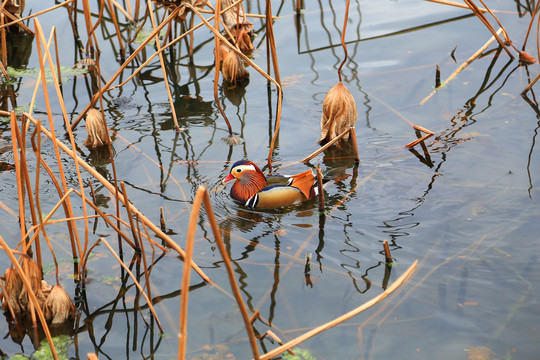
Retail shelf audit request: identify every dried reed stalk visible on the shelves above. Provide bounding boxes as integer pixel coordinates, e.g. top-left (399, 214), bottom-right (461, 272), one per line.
top-left (1, 13), bottom-right (6, 67)
top-left (147, 0), bottom-right (180, 131)
top-left (463, 0), bottom-right (513, 58)
top-left (35, 19), bottom-right (87, 266)
top-left (10, 113), bottom-right (28, 255)
top-left (420, 28), bottom-right (502, 105)
top-left (212, 0), bottom-right (242, 145)
top-left (106, 0), bottom-right (126, 55)
top-left (25, 113), bottom-right (212, 283)
top-left (0, 236), bottom-right (58, 360)
top-left (177, 186), bottom-right (204, 360)
top-left (198, 186), bottom-right (260, 359)
top-left (405, 124), bottom-right (434, 148)
top-left (109, 0), bottom-right (246, 92)
top-left (259, 260), bottom-right (418, 360)
top-left (120, 181), bottom-right (141, 251)
top-left (12, 114), bottom-right (42, 268)
top-left (0, 6), bottom-right (33, 34)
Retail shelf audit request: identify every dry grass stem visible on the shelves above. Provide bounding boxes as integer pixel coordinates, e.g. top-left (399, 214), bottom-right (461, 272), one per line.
top-left (199, 186), bottom-right (260, 360)
top-left (84, 108), bottom-right (110, 149)
top-left (71, 6), bottom-right (183, 130)
top-left (405, 124), bottom-right (434, 148)
top-left (147, 0), bottom-right (180, 131)
top-left (178, 186), bottom-right (204, 360)
top-left (420, 28), bottom-right (502, 105)
top-left (259, 260), bottom-right (418, 360)
top-left (319, 82), bottom-right (358, 146)
top-left (463, 0), bottom-right (513, 58)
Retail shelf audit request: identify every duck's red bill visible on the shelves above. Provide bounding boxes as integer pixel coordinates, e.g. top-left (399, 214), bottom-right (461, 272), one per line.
top-left (222, 173), bottom-right (235, 183)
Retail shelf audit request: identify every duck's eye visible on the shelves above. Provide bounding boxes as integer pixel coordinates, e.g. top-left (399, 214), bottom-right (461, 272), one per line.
top-left (236, 169), bottom-right (242, 173)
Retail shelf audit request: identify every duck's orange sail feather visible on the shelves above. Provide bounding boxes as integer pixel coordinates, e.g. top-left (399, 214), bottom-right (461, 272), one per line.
top-left (288, 169), bottom-right (316, 199)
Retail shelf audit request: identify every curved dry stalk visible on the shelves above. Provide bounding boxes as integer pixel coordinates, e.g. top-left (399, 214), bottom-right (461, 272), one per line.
top-left (337, 0), bottom-right (351, 82)
top-left (463, 0), bottom-right (513, 58)
top-left (0, 236), bottom-right (59, 360)
top-left (259, 260), bottom-right (418, 360)
top-left (178, 186), bottom-right (204, 360)
top-left (147, 0), bottom-right (180, 132)
top-left (199, 186), bottom-right (260, 360)
top-left (10, 113), bottom-right (28, 255)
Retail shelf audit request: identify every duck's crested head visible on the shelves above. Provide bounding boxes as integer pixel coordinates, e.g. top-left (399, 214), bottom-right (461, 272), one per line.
top-left (223, 160), bottom-right (265, 183)
top-left (222, 160), bottom-right (267, 203)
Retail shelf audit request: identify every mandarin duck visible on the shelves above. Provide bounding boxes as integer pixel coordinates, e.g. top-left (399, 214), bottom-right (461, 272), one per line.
top-left (222, 160), bottom-right (319, 209)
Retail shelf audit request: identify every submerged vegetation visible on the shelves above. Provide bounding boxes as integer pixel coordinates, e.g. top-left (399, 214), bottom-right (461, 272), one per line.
top-left (0, 0), bottom-right (538, 359)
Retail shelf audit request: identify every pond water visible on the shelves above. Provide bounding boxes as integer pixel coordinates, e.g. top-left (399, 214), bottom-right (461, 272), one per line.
top-left (0, 0), bottom-right (539, 359)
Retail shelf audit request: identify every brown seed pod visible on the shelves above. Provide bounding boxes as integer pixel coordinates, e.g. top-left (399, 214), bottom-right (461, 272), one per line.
top-left (519, 51), bottom-right (537, 65)
top-left (84, 108), bottom-right (110, 149)
top-left (222, 51), bottom-right (249, 84)
top-left (44, 285), bottom-right (75, 324)
top-left (18, 257), bottom-right (46, 313)
top-left (318, 82), bottom-right (357, 146)
top-left (2, 267), bottom-right (23, 314)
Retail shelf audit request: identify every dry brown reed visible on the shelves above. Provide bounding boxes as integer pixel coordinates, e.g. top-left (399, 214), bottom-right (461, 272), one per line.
top-left (382, 239), bottom-right (392, 263)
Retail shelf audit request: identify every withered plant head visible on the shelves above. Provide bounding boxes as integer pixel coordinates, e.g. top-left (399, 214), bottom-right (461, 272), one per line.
top-left (234, 28), bottom-right (254, 54)
top-left (222, 134), bottom-right (244, 145)
top-left (154, 0), bottom-right (206, 23)
top-left (519, 51), bottom-right (537, 65)
top-left (84, 108), bottom-right (110, 149)
top-left (44, 285), bottom-right (75, 325)
top-left (2, 267), bottom-right (23, 314)
top-left (318, 82), bottom-right (357, 146)
top-left (222, 50), bottom-right (249, 84)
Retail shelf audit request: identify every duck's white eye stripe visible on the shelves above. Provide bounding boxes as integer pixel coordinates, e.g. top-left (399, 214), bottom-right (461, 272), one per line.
top-left (235, 164), bottom-right (257, 172)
